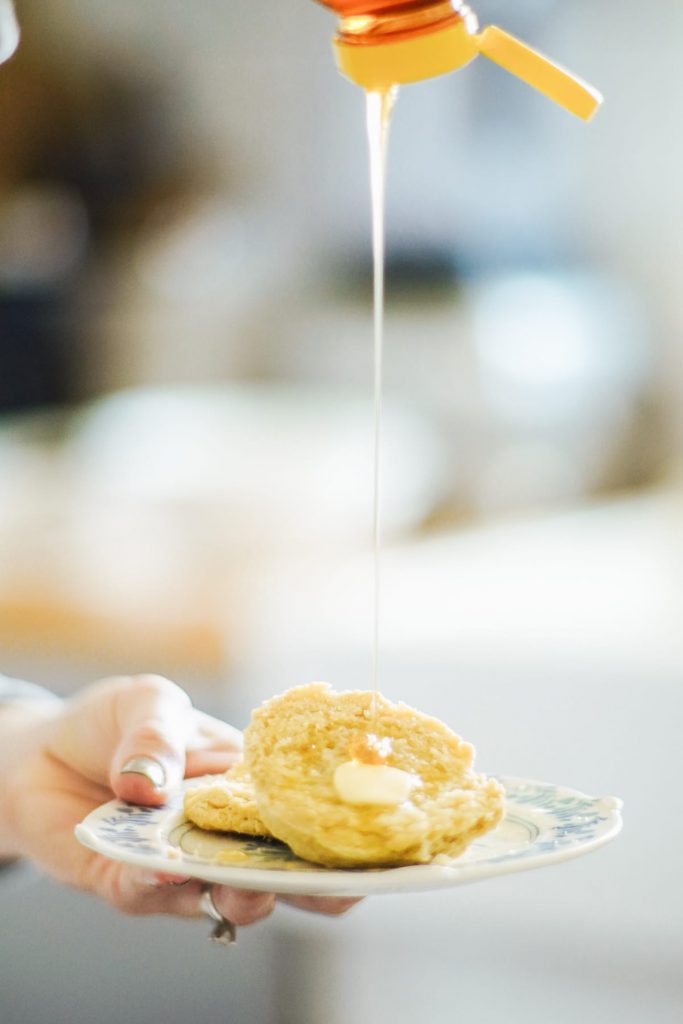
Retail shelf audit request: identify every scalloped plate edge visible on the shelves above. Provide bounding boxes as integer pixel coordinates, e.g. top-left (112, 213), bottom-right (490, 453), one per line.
top-left (74, 776), bottom-right (623, 897)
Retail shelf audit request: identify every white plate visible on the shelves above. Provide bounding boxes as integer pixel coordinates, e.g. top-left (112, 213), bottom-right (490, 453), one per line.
top-left (75, 777), bottom-right (622, 897)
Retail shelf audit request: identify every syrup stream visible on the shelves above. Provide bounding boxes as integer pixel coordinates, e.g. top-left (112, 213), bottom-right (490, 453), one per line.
top-left (366, 86), bottom-right (397, 725)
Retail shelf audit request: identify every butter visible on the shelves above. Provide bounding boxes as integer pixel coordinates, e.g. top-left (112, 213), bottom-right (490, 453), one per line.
top-left (333, 760), bottom-right (418, 806)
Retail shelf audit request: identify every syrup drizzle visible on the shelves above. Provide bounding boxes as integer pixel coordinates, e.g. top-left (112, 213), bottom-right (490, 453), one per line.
top-left (366, 86), bottom-right (397, 727)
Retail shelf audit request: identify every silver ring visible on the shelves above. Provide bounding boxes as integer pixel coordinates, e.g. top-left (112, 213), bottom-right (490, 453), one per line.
top-left (200, 884), bottom-right (237, 947)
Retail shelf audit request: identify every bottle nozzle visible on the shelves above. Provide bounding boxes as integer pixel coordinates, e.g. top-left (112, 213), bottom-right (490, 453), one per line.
top-left (330, 4), bottom-right (602, 120)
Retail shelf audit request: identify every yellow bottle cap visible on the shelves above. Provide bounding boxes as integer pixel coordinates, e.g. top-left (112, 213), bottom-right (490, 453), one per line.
top-left (332, 16), bottom-right (602, 122)
top-left (477, 26), bottom-right (603, 121)
top-left (333, 19), bottom-right (478, 92)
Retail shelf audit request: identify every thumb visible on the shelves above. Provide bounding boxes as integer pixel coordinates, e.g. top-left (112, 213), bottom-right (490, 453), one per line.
top-left (110, 676), bottom-right (191, 806)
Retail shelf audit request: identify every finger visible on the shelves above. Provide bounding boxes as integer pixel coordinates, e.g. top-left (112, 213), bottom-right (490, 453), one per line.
top-left (184, 749), bottom-right (242, 778)
top-left (211, 886), bottom-right (276, 926)
top-left (187, 711), bottom-right (243, 754)
top-left (94, 865), bottom-right (207, 917)
top-left (109, 676), bottom-right (192, 805)
top-left (152, 872), bottom-right (193, 885)
top-left (99, 871), bottom-right (276, 924)
top-left (278, 894), bottom-right (362, 916)
top-left (184, 711), bottom-right (244, 778)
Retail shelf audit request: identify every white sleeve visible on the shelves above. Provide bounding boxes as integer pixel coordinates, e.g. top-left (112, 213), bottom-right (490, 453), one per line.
top-left (0, 0), bottom-right (19, 64)
top-left (0, 675), bottom-right (60, 704)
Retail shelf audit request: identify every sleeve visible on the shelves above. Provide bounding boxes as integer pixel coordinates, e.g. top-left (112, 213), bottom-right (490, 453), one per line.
top-left (0, 675), bottom-right (61, 705)
top-left (0, 0), bottom-right (19, 64)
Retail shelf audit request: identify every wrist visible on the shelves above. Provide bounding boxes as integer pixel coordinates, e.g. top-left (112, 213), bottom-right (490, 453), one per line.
top-left (0, 700), bottom-right (62, 859)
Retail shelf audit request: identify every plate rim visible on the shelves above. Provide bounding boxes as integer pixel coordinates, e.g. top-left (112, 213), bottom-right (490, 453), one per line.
top-left (74, 775), bottom-right (623, 896)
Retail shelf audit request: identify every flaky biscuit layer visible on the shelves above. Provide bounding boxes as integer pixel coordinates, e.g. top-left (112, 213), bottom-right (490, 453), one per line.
top-left (183, 762), bottom-right (270, 837)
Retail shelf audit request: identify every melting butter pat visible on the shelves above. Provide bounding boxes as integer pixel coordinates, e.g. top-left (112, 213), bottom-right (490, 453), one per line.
top-left (333, 760), bottom-right (418, 806)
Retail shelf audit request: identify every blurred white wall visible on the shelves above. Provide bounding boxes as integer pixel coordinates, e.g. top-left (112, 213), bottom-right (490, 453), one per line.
top-left (1, 0), bottom-right (679, 668)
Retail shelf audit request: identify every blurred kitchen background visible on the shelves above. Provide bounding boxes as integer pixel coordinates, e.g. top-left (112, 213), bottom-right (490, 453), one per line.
top-left (1, 0), bottom-right (681, 1021)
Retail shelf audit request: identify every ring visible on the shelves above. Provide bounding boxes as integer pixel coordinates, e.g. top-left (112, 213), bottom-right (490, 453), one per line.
top-left (200, 885), bottom-right (237, 947)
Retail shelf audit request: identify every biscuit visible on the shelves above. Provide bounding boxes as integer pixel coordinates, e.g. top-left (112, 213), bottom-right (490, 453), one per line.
top-left (183, 762), bottom-right (271, 838)
top-left (243, 682), bottom-right (504, 868)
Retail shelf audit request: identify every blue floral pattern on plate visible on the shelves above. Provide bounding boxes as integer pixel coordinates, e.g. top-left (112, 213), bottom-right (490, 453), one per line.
top-left (75, 776), bottom-right (622, 896)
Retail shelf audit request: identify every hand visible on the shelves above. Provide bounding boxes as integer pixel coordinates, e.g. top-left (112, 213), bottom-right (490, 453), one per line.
top-left (0, 675), bottom-right (358, 924)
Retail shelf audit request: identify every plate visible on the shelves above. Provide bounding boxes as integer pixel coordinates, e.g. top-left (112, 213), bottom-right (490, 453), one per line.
top-left (75, 777), bottom-right (622, 897)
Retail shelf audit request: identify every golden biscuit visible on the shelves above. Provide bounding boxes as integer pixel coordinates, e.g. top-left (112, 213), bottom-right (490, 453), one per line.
top-left (243, 682), bottom-right (504, 868)
top-left (183, 762), bottom-right (271, 838)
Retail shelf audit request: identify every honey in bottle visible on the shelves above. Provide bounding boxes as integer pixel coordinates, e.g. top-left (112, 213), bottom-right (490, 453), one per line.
top-left (315, 1), bottom-right (602, 120)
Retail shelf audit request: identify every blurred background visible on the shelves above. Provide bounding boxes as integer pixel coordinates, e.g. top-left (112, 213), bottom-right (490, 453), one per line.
top-left (1, 1), bottom-right (681, 1021)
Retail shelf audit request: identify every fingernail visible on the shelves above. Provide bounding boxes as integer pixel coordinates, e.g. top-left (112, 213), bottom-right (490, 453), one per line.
top-left (154, 872), bottom-right (191, 886)
top-left (121, 756), bottom-right (166, 789)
